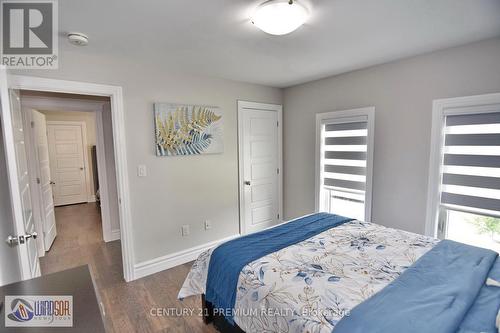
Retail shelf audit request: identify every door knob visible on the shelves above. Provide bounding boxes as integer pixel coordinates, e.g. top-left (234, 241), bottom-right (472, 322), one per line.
top-left (50, 181), bottom-right (55, 185)
top-left (6, 235), bottom-right (19, 246)
top-left (6, 232), bottom-right (37, 246)
top-left (244, 180), bottom-right (251, 186)
top-left (80, 167), bottom-right (84, 170)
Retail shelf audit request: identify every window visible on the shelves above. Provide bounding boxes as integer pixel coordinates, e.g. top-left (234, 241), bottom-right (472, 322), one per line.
top-left (427, 95), bottom-right (500, 252)
top-left (315, 107), bottom-right (375, 221)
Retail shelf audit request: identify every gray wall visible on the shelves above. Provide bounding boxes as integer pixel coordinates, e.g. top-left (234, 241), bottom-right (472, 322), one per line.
top-left (282, 37), bottom-right (500, 234)
top-left (16, 50), bottom-right (282, 263)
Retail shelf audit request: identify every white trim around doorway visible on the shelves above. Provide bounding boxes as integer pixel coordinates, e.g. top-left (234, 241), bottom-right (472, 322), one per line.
top-left (10, 75), bottom-right (135, 282)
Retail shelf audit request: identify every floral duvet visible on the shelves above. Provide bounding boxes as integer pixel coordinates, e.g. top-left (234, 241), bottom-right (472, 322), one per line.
top-left (179, 219), bottom-right (438, 333)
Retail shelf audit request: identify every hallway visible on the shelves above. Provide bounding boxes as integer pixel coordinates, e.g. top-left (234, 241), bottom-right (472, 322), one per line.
top-left (40, 203), bottom-right (121, 277)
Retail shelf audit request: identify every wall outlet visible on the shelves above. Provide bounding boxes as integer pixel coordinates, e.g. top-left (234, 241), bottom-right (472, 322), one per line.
top-left (204, 220), bottom-right (212, 230)
top-left (181, 225), bottom-right (190, 236)
top-left (137, 164), bottom-right (147, 177)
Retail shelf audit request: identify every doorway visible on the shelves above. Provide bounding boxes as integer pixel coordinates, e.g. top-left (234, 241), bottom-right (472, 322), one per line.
top-left (0, 73), bottom-right (134, 284)
top-left (237, 101), bottom-right (283, 235)
top-left (20, 91), bottom-right (121, 261)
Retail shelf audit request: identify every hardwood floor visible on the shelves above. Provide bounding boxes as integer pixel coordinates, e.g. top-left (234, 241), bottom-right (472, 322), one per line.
top-left (40, 203), bottom-right (217, 333)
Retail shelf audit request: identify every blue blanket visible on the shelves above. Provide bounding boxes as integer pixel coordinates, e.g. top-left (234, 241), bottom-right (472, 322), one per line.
top-left (457, 257), bottom-right (500, 333)
top-left (333, 240), bottom-right (499, 333)
top-left (206, 212), bottom-right (353, 324)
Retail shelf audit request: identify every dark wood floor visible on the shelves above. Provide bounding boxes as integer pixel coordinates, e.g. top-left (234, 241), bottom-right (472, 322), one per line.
top-left (40, 203), bottom-right (217, 333)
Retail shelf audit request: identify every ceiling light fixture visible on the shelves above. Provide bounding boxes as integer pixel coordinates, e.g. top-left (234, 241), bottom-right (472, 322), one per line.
top-left (252, 0), bottom-right (309, 36)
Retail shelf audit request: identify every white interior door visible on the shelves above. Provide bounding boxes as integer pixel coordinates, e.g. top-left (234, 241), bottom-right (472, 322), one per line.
top-left (33, 111), bottom-right (57, 250)
top-left (48, 122), bottom-right (88, 206)
top-left (0, 105), bottom-right (22, 286)
top-left (0, 68), bottom-right (40, 281)
top-left (238, 101), bottom-right (282, 234)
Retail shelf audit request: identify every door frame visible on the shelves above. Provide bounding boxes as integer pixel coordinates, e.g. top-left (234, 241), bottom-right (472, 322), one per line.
top-left (237, 100), bottom-right (283, 235)
top-left (47, 120), bottom-right (92, 206)
top-left (10, 75), bottom-right (135, 282)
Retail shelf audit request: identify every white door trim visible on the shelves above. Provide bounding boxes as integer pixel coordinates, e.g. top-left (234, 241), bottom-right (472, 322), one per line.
top-left (237, 100), bottom-right (283, 234)
top-left (46, 120), bottom-right (92, 205)
top-left (10, 75), bottom-right (135, 282)
top-left (425, 92), bottom-right (500, 237)
top-left (314, 107), bottom-right (375, 222)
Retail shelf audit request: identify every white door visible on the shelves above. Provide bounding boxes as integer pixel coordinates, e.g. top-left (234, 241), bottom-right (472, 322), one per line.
top-left (47, 122), bottom-right (88, 206)
top-left (0, 108), bottom-right (22, 286)
top-left (238, 101), bottom-right (282, 234)
top-left (33, 111), bottom-right (57, 250)
top-left (0, 68), bottom-right (39, 281)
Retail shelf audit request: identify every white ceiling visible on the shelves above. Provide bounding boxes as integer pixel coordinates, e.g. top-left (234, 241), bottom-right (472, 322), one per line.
top-left (60, 0), bottom-right (500, 88)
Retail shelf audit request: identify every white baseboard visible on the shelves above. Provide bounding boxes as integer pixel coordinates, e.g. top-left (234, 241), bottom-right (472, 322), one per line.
top-left (133, 234), bottom-right (240, 280)
top-left (110, 229), bottom-right (121, 241)
top-left (103, 228), bottom-right (121, 242)
top-left (88, 195), bottom-right (96, 203)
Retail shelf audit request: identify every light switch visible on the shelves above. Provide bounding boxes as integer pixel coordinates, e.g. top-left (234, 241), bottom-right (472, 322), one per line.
top-left (181, 225), bottom-right (190, 236)
top-left (137, 164), bottom-right (147, 177)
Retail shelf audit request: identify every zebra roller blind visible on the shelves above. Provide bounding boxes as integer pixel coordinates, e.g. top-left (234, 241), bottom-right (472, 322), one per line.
top-left (441, 111), bottom-right (500, 215)
top-left (320, 117), bottom-right (369, 220)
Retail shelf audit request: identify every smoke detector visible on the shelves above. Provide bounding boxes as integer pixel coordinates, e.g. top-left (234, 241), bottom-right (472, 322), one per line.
top-left (67, 32), bottom-right (89, 46)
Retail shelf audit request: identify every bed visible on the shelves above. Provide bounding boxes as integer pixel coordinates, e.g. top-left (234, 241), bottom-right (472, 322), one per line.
top-left (179, 213), bottom-right (500, 333)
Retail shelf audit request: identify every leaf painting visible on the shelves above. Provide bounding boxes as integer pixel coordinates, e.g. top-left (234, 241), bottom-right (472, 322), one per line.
top-left (154, 103), bottom-right (223, 156)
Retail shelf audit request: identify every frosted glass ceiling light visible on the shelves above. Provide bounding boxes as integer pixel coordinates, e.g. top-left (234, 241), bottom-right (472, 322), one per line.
top-left (252, 0), bottom-right (309, 36)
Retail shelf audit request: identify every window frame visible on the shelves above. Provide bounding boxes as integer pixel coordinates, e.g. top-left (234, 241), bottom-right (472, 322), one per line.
top-left (425, 93), bottom-right (500, 238)
top-left (315, 106), bottom-right (375, 222)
